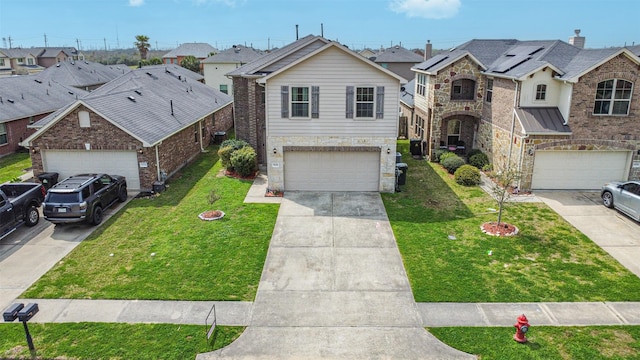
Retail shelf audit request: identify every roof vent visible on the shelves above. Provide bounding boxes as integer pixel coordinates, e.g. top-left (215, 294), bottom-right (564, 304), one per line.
top-left (56, 63), bottom-right (60, 67)
top-left (134, 90), bottom-right (142, 95)
top-left (128, 96), bottom-right (136, 102)
top-left (34, 79), bottom-right (42, 83)
top-left (68, 91), bottom-right (74, 95)
top-left (7, 99), bottom-right (14, 103)
top-left (146, 71), bottom-right (153, 76)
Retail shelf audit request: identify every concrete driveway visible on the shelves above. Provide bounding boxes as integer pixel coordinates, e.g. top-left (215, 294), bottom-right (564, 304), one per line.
top-left (536, 191), bottom-right (640, 278)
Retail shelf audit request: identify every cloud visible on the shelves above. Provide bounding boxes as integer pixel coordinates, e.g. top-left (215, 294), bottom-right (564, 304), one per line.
top-left (390, 0), bottom-right (461, 19)
top-left (129, 0), bottom-right (144, 6)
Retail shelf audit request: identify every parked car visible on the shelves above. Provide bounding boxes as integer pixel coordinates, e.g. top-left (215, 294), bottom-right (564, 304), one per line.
top-left (0, 183), bottom-right (46, 240)
top-left (601, 180), bottom-right (640, 222)
top-left (43, 174), bottom-right (127, 225)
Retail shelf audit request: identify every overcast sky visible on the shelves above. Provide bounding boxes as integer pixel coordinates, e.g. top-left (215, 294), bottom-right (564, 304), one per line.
top-left (1, 0), bottom-right (638, 51)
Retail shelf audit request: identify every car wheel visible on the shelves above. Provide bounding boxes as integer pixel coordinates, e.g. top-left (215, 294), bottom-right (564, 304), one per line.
top-left (118, 187), bottom-right (128, 202)
top-left (602, 191), bottom-right (614, 208)
top-left (91, 206), bottom-right (103, 225)
top-left (25, 206), bottom-right (40, 227)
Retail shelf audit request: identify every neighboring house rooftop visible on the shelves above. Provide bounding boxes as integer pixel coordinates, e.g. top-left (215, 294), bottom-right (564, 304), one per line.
top-left (35, 60), bottom-right (131, 89)
top-left (141, 64), bottom-right (204, 82)
top-left (400, 79), bottom-right (415, 107)
top-left (162, 43), bottom-right (217, 59)
top-left (30, 67), bottom-right (233, 146)
top-left (412, 39), bottom-right (640, 83)
top-left (202, 45), bottom-right (264, 64)
top-left (371, 45), bottom-right (424, 63)
top-left (0, 75), bottom-right (88, 123)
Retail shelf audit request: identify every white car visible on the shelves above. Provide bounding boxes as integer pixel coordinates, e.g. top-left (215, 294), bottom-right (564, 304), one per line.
top-left (601, 181), bottom-right (640, 222)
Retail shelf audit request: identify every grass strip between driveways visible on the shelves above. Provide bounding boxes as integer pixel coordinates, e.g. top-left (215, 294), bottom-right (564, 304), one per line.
top-left (383, 140), bottom-right (640, 302)
top-left (429, 326), bottom-right (640, 360)
top-left (0, 152), bottom-right (32, 183)
top-left (22, 145), bottom-right (279, 301)
top-left (0, 323), bottom-right (242, 360)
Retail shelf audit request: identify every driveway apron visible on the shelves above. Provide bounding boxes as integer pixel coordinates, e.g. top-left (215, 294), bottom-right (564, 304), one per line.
top-left (197, 192), bottom-right (474, 359)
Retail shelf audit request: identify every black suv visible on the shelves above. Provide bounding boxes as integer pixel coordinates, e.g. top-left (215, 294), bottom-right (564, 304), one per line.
top-left (43, 174), bottom-right (127, 225)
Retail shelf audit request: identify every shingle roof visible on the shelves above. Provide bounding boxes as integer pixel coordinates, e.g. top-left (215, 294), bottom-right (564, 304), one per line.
top-left (371, 45), bottom-right (423, 63)
top-left (140, 64), bottom-right (204, 82)
top-left (162, 43), bottom-right (217, 59)
top-left (202, 45), bottom-right (264, 64)
top-left (0, 75), bottom-right (88, 123)
top-left (35, 60), bottom-right (131, 88)
top-left (31, 67), bottom-right (232, 146)
top-left (226, 35), bottom-right (329, 77)
top-left (515, 107), bottom-right (571, 134)
top-left (400, 79), bottom-right (415, 107)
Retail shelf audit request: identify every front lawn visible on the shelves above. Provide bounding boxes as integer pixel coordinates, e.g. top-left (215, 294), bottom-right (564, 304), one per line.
top-left (22, 146), bottom-right (279, 301)
top-left (383, 141), bottom-right (640, 302)
top-left (0, 152), bottom-right (32, 183)
top-left (430, 326), bottom-right (640, 360)
top-left (0, 323), bottom-right (242, 360)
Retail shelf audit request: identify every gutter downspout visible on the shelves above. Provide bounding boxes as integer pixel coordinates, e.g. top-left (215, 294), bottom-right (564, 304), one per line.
top-left (506, 79), bottom-right (519, 170)
top-left (198, 118), bottom-right (206, 152)
top-left (155, 143), bottom-right (161, 182)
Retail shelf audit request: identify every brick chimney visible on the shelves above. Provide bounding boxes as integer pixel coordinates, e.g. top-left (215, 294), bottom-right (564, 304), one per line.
top-left (569, 29), bottom-right (585, 48)
top-left (424, 40), bottom-right (432, 60)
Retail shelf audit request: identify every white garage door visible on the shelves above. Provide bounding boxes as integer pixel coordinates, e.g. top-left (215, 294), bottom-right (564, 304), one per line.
top-left (532, 151), bottom-right (632, 190)
top-left (284, 151), bottom-right (380, 191)
top-left (42, 150), bottom-right (141, 190)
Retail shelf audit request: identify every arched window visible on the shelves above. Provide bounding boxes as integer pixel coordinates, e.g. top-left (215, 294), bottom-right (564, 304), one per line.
top-left (593, 79), bottom-right (633, 115)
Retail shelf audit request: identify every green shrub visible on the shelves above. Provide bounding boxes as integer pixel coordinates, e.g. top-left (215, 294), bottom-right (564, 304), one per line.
top-left (230, 146), bottom-right (257, 177)
top-left (439, 151), bottom-right (457, 163)
top-left (441, 155), bottom-right (466, 174)
top-left (432, 149), bottom-right (449, 163)
top-left (482, 164), bottom-right (493, 172)
top-left (217, 145), bottom-right (235, 170)
top-left (454, 164), bottom-right (481, 186)
top-left (220, 139), bottom-right (249, 151)
top-left (469, 152), bottom-right (490, 169)
top-left (466, 148), bottom-right (484, 158)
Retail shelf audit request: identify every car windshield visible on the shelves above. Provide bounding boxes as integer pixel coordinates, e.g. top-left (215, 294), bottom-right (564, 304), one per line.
top-left (46, 192), bottom-right (80, 203)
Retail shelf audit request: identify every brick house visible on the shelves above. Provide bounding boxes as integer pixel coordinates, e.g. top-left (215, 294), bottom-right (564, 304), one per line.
top-left (370, 45), bottom-right (425, 81)
top-left (202, 45), bottom-right (264, 95)
top-left (410, 34), bottom-right (640, 190)
top-left (162, 43), bottom-right (217, 73)
top-left (228, 35), bottom-right (405, 192)
top-left (0, 75), bottom-right (87, 157)
top-left (22, 67), bottom-right (233, 191)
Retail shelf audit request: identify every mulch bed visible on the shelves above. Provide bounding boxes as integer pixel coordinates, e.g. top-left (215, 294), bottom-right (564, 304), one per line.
top-left (224, 169), bottom-right (257, 180)
top-left (481, 222), bottom-right (519, 236)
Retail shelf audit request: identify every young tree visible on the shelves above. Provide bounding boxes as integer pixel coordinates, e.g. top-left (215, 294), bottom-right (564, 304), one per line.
top-left (134, 35), bottom-right (150, 60)
top-left (180, 55), bottom-right (201, 73)
top-left (489, 168), bottom-right (521, 225)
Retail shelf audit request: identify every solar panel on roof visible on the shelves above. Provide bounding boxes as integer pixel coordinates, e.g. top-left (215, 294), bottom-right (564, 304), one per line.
top-left (418, 54), bottom-right (449, 70)
top-left (493, 55), bottom-right (531, 73)
top-left (505, 46), bottom-right (544, 57)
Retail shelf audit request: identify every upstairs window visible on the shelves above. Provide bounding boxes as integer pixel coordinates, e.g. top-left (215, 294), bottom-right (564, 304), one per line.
top-left (219, 84), bottom-right (228, 94)
top-left (593, 79), bottom-right (633, 115)
top-left (346, 86), bottom-right (385, 119)
top-left (417, 73), bottom-right (426, 96)
top-left (291, 87), bottom-right (310, 117)
top-left (0, 59), bottom-right (5, 66)
top-left (485, 78), bottom-right (493, 103)
top-left (281, 86), bottom-right (319, 119)
top-left (356, 87), bottom-right (375, 118)
top-left (535, 84), bottom-right (547, 100)
top-left (451, 79), bottom-right (475, 100)
top-left (0, 123), bottom-right (6, 145)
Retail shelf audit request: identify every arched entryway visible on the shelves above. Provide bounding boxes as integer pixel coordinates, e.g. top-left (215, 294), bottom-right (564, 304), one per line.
top-left (441, 115), bottom-right (477, 155)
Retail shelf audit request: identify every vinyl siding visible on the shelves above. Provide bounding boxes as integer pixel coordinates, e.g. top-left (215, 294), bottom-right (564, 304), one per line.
top-left (266, 46), bottom-right (400, 137)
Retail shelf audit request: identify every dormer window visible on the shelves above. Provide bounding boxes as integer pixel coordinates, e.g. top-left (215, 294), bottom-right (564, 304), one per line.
top-left (593, 79), bottom-right (633, 115)
top-left (535, 84), bottom-right (547, 101)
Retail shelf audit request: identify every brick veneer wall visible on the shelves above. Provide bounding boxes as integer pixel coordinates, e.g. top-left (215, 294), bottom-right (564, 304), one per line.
top-left (0, 115), bottom-right (41, 156)
top-left (232, 76), bottom-right (266, 163)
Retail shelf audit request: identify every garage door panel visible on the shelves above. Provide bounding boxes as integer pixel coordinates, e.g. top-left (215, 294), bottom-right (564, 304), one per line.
top-left (42, 150), bottom-right (141, 190)
top-left (285, 152), bottom-right (380, 191)
top-left (532, 151), bottom-right (631, 190)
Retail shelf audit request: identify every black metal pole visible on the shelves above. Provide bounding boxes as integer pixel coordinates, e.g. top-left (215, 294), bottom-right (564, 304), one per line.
top-left (22, 321), bottom-right (35, 351)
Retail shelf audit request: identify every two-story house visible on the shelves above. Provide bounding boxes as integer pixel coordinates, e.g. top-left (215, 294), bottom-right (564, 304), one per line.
top-left (202, 45), bottom-right (264, 95)
top-left (370, 45), bottom-right (425, 81)
top-left (228, 35), bottom-right (406, 192)
top-left (162, 43), bottom-right (217, 72)
top-left (411, 34), bottom-right (640, 190)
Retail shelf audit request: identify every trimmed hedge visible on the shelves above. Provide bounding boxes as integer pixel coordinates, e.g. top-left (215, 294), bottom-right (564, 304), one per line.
top-left (217, 139), bottom-right (250, 171)
top-left (469, 152), bottom-right (490, 169)
top-left (230, 146), bottom-right (257, 177)
top-left (441, 155), bottom-right (466, 174)
top-left (432, 149), bottom-right (449, 163)
top-left (439, 151), bottom-right (458, 163)
top-left (455, 164), bottom-right (481, 186)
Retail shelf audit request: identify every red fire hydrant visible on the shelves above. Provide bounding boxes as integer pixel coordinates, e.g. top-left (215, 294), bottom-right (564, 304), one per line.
top-left (513, 314), bottom-right (530, 343)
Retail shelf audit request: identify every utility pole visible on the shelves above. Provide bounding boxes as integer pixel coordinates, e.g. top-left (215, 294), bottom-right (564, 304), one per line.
top-left (8, 36), bottom-right (12, 49)
top-left (44, 33), bottom-right (48, 47)
top-left (104, 38), bottom-right (107, 51)
top-left (76, 38), bottom-right (80, 50)
top-left (155, 41), bottom-right (158, 50)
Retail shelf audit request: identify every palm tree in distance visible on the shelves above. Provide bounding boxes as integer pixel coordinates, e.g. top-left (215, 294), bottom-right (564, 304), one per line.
top-left (134, 35), bottom-right (150, 60)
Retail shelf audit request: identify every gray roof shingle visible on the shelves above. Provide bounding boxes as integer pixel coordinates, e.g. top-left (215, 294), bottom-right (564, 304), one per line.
top-left (400, 79), bottom-right (415, 107)
top-left (35, 60), bottom-right (131, 88)
top-left (162, 43), bottom-right (217, 59)
top-left (372, 45), bottom-right (424, 63)
top-left (140, 64), bottom-right (204, 82)
top-left (202, 45), bottom-right (264, 64)
top-left (0, 75), bottom-right (88, 123)
top-left (32, 67), bottom-right (232, 146)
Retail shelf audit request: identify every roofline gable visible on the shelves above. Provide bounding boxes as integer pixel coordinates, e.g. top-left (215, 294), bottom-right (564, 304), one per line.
top-left (257, 41), bottom-right (407, 84)
top-left (564, 48), bottom-right (640, 83)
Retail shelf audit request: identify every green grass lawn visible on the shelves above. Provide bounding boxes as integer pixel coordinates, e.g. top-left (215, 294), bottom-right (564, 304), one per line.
top-left (22, 146), bottom-right (279, 301)
top-left (430, 326), bottom-right (640, 360)
top-left (0, 323), bottom-right (242, 360)
top-left (0, 152), bottom-right (32, 183)
top-left (383, 140), bottom-right (640, 302)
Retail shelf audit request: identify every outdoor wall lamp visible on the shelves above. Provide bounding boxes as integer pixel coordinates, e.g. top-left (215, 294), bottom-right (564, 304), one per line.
top-left (387, 148), bottom-right (391, 154)
top-left (138, 148), bottom-right (144, 154)
top-left (273, 148), bottom-right (277, 154)
top-left (528, 148), bottom-right (535, 156)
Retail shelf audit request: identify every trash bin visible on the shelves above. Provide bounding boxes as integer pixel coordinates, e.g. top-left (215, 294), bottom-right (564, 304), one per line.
top-left (396, 152), bottom-right (402, 164)
top-left (410, 139), bottom-right (422, 156)
top-left (213, 131), bottom-right (227, 144)
top-left (37, 172), bottom-right (59, 190)
top-left (396, 163), bottom-right (408, 186)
